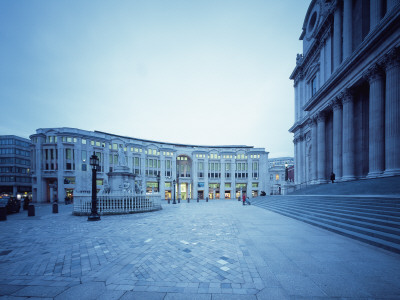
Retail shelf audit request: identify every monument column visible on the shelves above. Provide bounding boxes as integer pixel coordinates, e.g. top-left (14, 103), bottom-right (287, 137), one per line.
top-left (333, 3), bottom-right (342, 70)
top-left (342, 89), bottom-right (356, 180)
top-left (343, 0), bottom-right (352, 60)
top-left (317, 112), bottom-right (327, 183)
top-left (310, 118), bottom-right (318, 183)
top-left (364, 65), bottom-right (385, 177)
top-left (383, 48), bottom-right (400, 175)
top-left (332, 98), bottom-right (343, 180)
top-left (370, 0), bottom-right (383, 29)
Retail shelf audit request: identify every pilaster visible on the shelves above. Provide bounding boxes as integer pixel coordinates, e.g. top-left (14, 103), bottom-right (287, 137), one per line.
top-left (333, 2), bottom-right (342, 70)
top-left (343, 0), bottom-right (352, 60)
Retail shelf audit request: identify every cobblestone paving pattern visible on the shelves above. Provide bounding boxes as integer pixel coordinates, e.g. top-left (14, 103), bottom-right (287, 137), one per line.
top-left (0, 200), bottom-right (400, 299)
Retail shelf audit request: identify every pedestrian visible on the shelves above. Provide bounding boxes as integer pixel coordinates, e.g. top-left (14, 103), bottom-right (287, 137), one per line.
top-left (330, 172), bottom-right (336, 183)
top-left (246, 197), bottom-right (251, 205)
top-left (242, 194), bottom-right (246, 206)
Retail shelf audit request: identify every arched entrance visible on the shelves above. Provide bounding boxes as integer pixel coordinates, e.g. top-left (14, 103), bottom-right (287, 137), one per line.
top-left (176, 155), bottom-right (192, 200)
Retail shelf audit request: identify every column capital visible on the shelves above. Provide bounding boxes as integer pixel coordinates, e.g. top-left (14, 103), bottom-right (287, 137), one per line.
top-left (363, 63), bottom-right (384, 83)
top-left (382, 47), bottom-right (400, 71)
top-left (331, 97), bottom-right (342, 111)
top-left (340, 88), bottom-right (353, 104)
top-left (316, 111), bottom-right (326, 123)
top-left (307, 117), bottom-right (317, 127)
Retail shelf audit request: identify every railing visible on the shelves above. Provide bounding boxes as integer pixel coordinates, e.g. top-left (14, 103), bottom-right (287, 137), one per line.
top-left (73, 192), bottom-right (162, 215)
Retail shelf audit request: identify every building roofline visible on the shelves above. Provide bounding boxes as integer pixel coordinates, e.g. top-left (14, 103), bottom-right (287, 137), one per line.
top-left (94, 130), bottom-right (254, 149)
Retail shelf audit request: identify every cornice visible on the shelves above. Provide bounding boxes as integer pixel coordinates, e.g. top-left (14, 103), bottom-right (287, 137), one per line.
top-left (303, 7), bottom-right (400, 111)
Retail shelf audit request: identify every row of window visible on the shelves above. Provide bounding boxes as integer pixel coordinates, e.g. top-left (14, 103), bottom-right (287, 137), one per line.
top-left (0, 176), bottom-right (31, 183)
top-left (0, 139), bottom-right (30, 147)
top-left (0, 167), bottom-right (29, 174)
top-left (0, 158), bottom-right (30, 165)
top-left (0, 148), bottom-right (30, 156)
top-left (197, 183), bottom-right (259, 188)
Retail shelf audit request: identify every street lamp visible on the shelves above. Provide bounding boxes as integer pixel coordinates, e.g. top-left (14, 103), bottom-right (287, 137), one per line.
top-left (172, 179), bottom-right (176, 204)
top-left (88, 152), bottom-right (101, 221)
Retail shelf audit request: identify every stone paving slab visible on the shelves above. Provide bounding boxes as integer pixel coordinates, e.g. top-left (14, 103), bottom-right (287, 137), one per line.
top-left (0, 200), bottom-right (400, 299)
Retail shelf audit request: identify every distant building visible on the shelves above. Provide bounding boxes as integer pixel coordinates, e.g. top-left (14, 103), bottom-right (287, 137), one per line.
top-left (268, 157), bottom-right (294, 195)
top-left (30, 128), bottom-right (270, 203)
top-left (290, 0), bottom-right (400, 185)
top-left (0, 135), bottom-right (31, 197)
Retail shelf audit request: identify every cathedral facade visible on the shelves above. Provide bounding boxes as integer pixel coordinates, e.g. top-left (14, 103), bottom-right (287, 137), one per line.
top-left (290, 0), bottom-right (400, 185)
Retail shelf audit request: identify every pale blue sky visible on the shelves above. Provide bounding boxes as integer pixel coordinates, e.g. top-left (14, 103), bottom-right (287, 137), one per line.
top-left (0, 0), bottom-right (309, 157)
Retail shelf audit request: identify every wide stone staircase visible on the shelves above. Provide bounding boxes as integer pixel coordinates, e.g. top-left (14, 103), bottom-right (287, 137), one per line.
top-left (252, 177), bottom-right (400, 254)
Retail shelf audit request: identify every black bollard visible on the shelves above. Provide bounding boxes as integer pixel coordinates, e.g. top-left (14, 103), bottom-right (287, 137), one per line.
top-left (178, 198), bottom-right (180, 204)
top-left (206, 197), bottom-right (208, 202)
top-left (168, 199), bottom-right (170, 204)
top-left (197, 197), bottom-right (199, 203)
top-left (52, 203), bottom-right (58, 214)
top-left (28, 205), bottom-right (35, 217)
top-left (0, 207), bottom-right (7, 221)
top-left (188, 198), bottom-right (190, 203)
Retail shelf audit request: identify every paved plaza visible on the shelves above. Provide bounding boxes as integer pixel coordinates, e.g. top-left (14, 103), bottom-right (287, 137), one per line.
top-left (1, 200), bottom-right (400, 299)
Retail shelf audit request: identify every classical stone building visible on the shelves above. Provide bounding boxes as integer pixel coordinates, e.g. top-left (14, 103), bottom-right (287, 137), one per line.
top-left (290, 0), bottom-right (400, 185)
top-left (30, 128), bottom-right (269, 203)
top-left (268, 157), bottom-right (294, 194)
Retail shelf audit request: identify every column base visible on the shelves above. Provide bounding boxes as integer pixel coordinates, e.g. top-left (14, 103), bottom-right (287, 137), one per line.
top-left (383, 169), bottom-right (400, 177)
top-left (341, 175), bottom-right (356, 181)
top-left (367, 171), bottom-right (384, 179)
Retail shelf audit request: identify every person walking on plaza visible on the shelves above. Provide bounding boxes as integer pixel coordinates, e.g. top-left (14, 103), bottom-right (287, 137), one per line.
top-left (330, 172), bottom-right (336, 183)
top-left (242, 194), bottom-right (246, 205)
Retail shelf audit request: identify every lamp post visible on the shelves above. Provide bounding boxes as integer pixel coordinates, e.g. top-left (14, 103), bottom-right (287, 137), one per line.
top-left (88, 152), bottom-right (100, 221)
top-left (172, 179), bottom-right (176, 204)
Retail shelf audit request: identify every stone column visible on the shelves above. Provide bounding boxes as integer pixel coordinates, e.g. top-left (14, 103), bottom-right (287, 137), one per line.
top-left (343, 0), bottom-right (352, 60)
top-left (342, 89), bottom-right (356, 180)
top-left (384, 49), bottom-right (400, 175)
top-left (294, 81), bottom-right (299, 122)
top-left (364, 65), bottom-right (385, 177)
top-left (332, 98), bottom-right (343, 180)
top-left (317, 112), bottom-right (327, 183)
top-left (301, 135), bottom-right (307, 183)
top-left (298, 135), bottom-right (304, 184)
top-left (370, 0), bottom-right (383, 29)
top-left (310, 118), bottom-right (318, 183)
top-left (293, 138), bottom-right (299, 184)
top-left (333, 3), bottom-right (342, 70)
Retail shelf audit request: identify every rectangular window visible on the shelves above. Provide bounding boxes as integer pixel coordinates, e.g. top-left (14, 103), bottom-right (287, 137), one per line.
top-left (66, 149), bottom-right (72, 160)
top-left (311, 77), bottom-right (316, 96)
top-left (82, 164), bottom-right (87, 171)
top-left (96, 141), bottom-right (101, 147)
top-left (82, 150), bottom-right (87, 162)
top-left (82, 139), bottom-right (86, 144)
top-left (113, 143), bottom-right (118, 150)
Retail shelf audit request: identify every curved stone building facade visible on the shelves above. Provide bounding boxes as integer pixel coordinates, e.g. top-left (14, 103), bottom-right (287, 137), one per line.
top-left (290, 0), bottom-right (400, 185)
top-left (30, 128), bottom-right (269, 203)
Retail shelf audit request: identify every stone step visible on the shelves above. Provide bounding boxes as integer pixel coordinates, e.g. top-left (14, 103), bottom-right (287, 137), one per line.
top-left (262, 205), bottom-right (400, 254)
top-left (251, 197), bottom-right (400, 254)
top-left (264, 202), bottom-right (400, 238)
top-left (258, 204), bottom-right (400, 254)
top-left (268, 200), bottom-right (400, 222)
